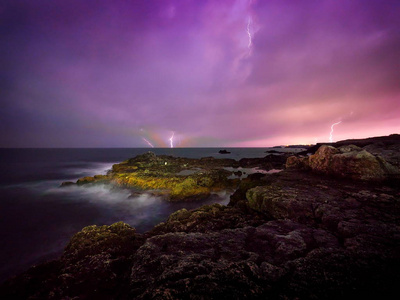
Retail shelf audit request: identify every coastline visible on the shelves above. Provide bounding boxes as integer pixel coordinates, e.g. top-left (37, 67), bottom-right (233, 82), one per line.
top-left (1, 135), bottom-right (399, 299)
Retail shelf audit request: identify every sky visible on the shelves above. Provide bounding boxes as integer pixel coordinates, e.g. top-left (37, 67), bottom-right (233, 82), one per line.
top-left (1, 0), bottom-right (399, 147)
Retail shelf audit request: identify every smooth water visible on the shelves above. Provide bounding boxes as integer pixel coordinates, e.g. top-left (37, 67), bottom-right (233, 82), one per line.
top-left (0, 147), bottom-right (273, 282)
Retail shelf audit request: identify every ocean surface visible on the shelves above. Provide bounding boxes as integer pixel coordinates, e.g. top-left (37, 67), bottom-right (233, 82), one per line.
top-left (0, 147), bottom-right (277, 283)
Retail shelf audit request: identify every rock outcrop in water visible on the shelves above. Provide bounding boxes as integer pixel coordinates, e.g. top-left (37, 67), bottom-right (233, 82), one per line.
top-left (1, 135), bottom-right (399, 299)
top-left (62, 151), bottom-right (289, 201)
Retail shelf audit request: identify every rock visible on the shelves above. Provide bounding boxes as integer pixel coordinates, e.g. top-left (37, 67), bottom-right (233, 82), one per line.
top-left (298, 134), bottom-right (400, 157)
top-left (62, 151), bottom-right (290, 201)
top-left (3, 135), bottom-right (400, 299)
top-left (1, 222), bottom-right (144, 299)
top-left (2, 169), bottom-right (400, 299)
top-left (67, 152), bottom-right (241, 201)
top-left (285, 155), bottom-right (309, 170)
top-left (239, 154), bottom-right (289, 169)
top-left (287, 144), bottom-right (400, 181)
top-left (310, 145), bottom-right (399, 180)
top-left (218, 149), bottom-right (231, 154)
top-left (266, 150), bottom-right (280, 153)
top-left (148, 203), bottom-right (266, 236)
top-left (76, 175), bottom-right (108, 185)
top-left (229, 173), bottom-right (273, 207)
top-left (363, 142), bottom-right (400, 169)
top-left (76, 176), bottom-right (97, 185)
top-left (131, 220), bottom-right (342, 299)
top-left (63, 222), bottom-right (140, 261)
top-left (130, 228), bottom-right (266, 299)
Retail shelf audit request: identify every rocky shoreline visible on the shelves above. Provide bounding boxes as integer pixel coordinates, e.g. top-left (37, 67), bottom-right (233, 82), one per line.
top-left (1, 135), bottom-right (400, 299)
top-left (60, 151), bottom-right (290, 202)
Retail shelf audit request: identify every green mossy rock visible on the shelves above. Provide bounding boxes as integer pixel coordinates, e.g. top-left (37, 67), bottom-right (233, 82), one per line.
top-left (64, 222), bottom-right (140, 261)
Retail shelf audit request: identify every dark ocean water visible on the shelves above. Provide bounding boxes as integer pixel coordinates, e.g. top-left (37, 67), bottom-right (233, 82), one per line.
top-left (0, 147), bottom-right (275, 283)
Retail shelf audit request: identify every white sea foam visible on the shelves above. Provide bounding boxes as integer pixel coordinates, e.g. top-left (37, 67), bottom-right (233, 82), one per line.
top-left (64, 162), bottom-right (118, 180)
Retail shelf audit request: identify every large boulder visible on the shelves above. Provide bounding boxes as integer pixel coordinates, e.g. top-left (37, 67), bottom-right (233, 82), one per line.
top-left (285, 156), bottom-right (309, 170)
top-left (287, 145), bottom-right (399, 181)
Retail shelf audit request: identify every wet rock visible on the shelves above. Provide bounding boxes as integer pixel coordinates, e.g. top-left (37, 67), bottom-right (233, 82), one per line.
top-left (76, 175), bottom-right (109, 185)
top-left (62, 151), bottom-right (290, 201)
top-left (65, 153), bottom-right (241, 201)
top-left (3, 135), bottom-right (400, 299)
top-left (148, 203), bottom-right (266, 236)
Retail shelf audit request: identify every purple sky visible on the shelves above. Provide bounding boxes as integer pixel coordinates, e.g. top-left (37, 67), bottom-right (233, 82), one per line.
top-left (1, 0), bottom-right (399, 147)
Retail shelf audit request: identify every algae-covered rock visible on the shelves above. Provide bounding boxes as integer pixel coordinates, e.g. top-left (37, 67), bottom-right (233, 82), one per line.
top-left (76, 175), bottom-right (109, 185)
top-left (229, 173), bottom-right (271, 207)
top-left (63, 221), bottom-right (140, 261)
top-left (66, 152), bottom-right (242, 201)
top-left (246, 184), bottom-right (297, 219)
top-left (112, 169), bottom-right (235, 201)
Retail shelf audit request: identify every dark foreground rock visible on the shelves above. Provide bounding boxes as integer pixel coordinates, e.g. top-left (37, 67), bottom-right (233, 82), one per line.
top-left (3, 168), bottom-right (400, 299)
top-left (2, 135), bottom-right (399, 299)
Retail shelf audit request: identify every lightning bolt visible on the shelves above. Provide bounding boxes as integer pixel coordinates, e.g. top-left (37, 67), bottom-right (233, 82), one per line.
top-left (246, 17), bottom-right (252, 49)
top-left (329, 121), bottom-right (342, 143)
top-left (169, 132), bottom-right (175, 148)
top-left (142, 137), bottom-right (154, 148)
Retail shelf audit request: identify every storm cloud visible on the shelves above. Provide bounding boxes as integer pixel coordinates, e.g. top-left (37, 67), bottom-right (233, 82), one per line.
top-left (1, 0), bottom-right (399, 147)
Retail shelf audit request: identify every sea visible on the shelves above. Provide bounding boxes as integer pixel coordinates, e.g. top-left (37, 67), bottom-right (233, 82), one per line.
top-left (0, 147), bottom-right (280, 283)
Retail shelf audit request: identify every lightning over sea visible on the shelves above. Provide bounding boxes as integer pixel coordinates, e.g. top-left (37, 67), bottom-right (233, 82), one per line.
top-left (329, 121), bottom-right (342, 143)
top-left (169, 132), bottom-right (175, 148)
